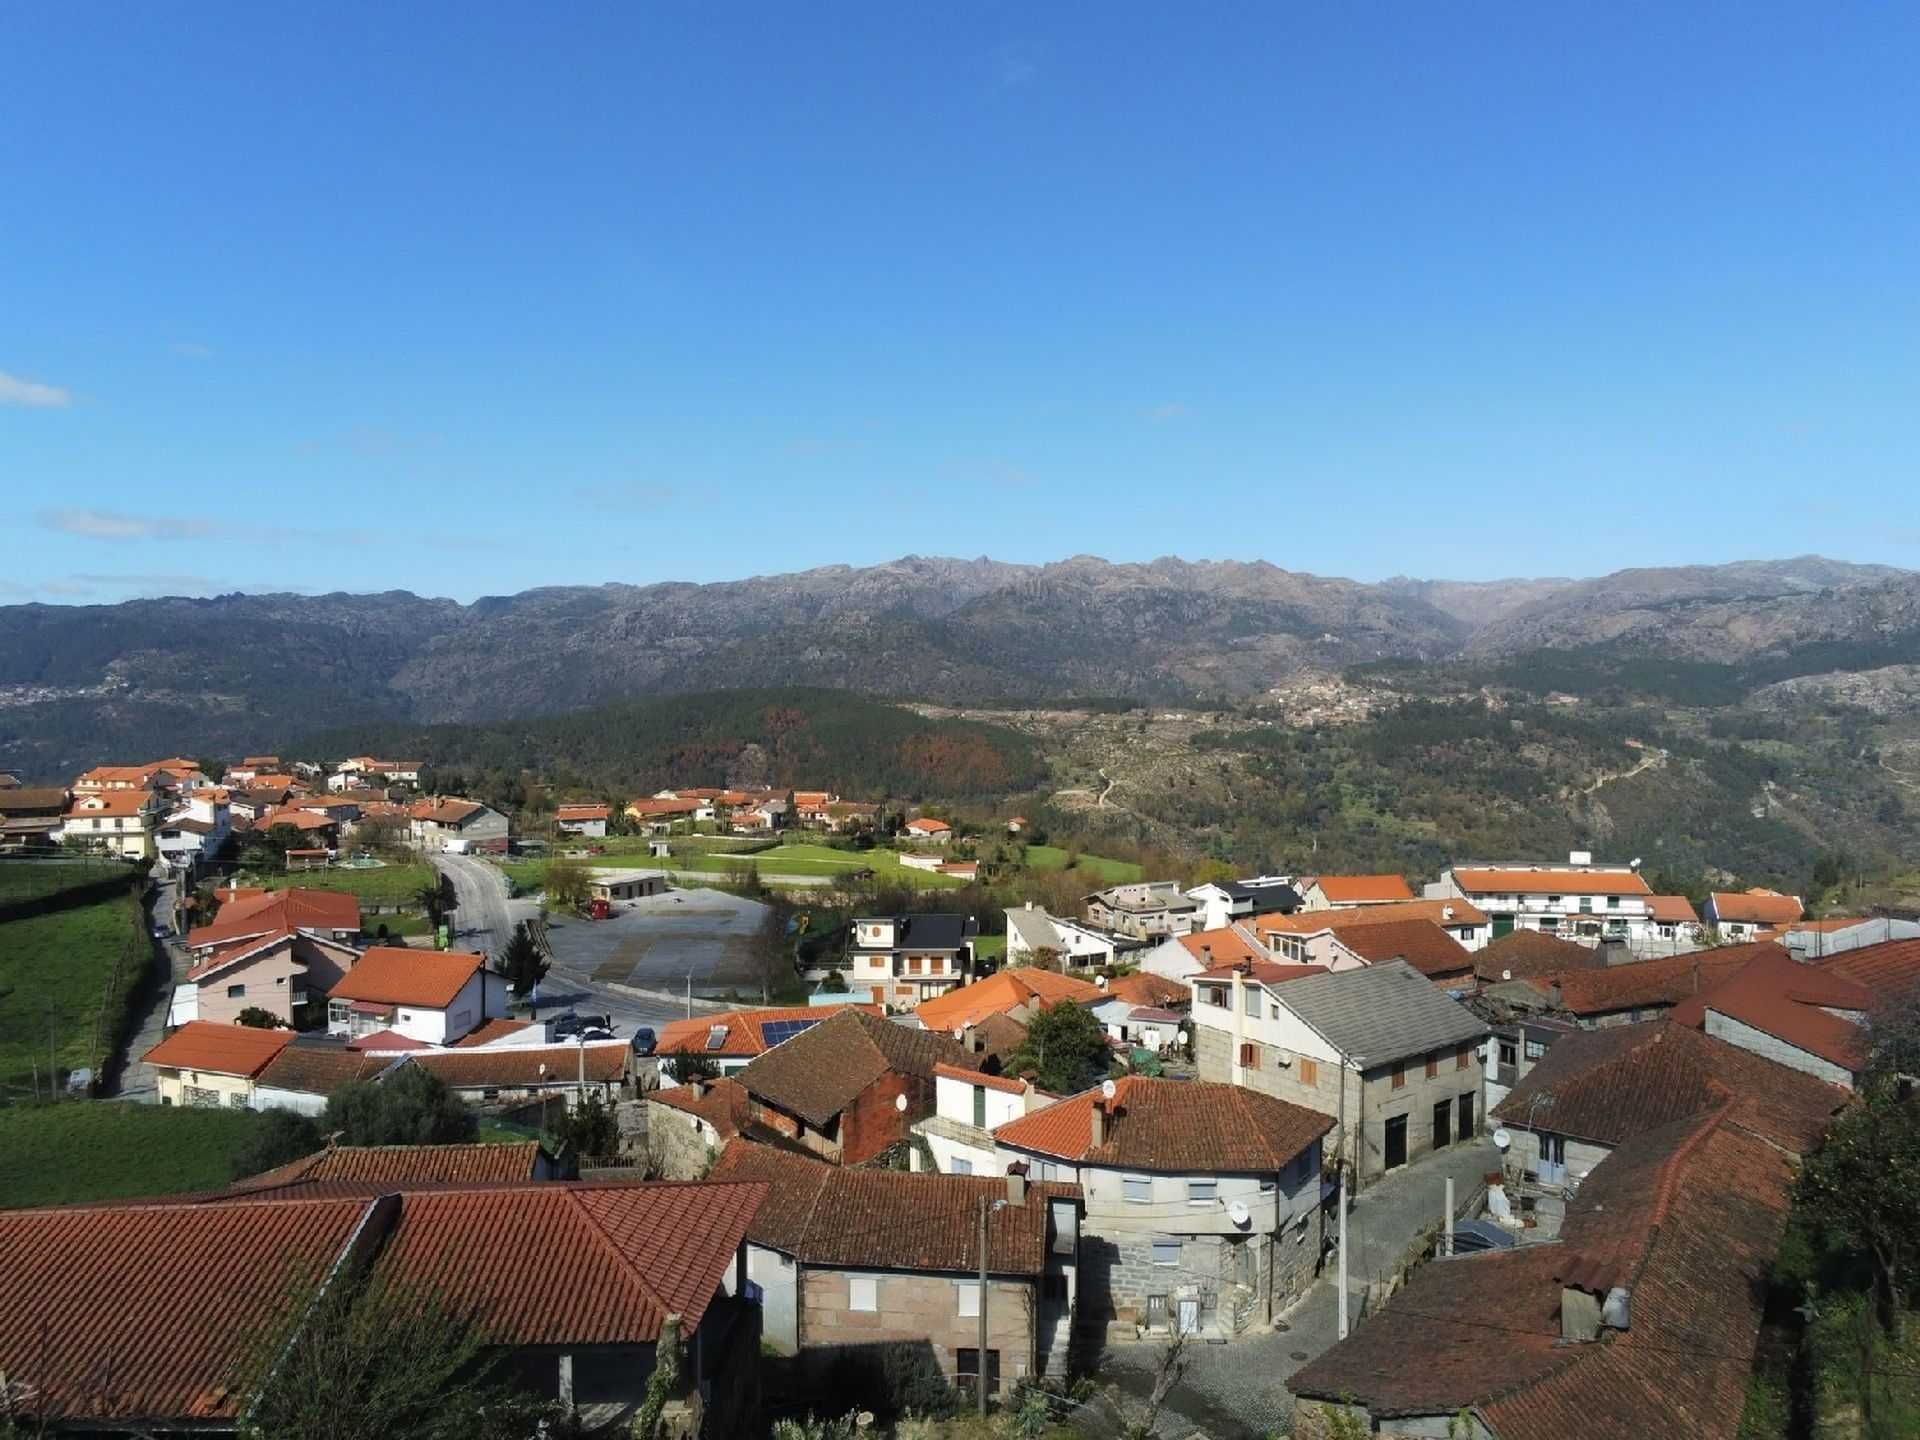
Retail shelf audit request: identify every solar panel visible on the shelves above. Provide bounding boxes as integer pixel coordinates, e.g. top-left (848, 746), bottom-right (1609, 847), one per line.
top-left (758, 1018), bottom-right (821, 1048)
top-left (706, 1025), bottom-right (730, 1051)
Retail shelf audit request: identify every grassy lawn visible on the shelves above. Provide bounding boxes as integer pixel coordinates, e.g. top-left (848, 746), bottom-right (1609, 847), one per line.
top-left (233, 861), bottom-right (437, 904)
top-left (0, 1102), bottom-right (264, 1206)
top-left (0, 858), bottom-right (132, 908)
top-left (1023, 845), bottom-right (1143, 884)
top-left (0, 894), bottom-right (143, 1093)
top-left (973, 934), bottom-right (1006, 964)
top-left (368, 912), bottom-right (434, 937)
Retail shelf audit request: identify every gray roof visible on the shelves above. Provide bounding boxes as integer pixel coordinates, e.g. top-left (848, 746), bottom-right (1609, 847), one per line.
top-left (1274, 960), bottom-right (1488, 1066)
top-left (1006, 907), bottom-right (1062, 951)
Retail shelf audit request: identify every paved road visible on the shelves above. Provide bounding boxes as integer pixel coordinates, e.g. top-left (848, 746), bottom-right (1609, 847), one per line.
top-left (1103, 1138), bottom-right (1499, 1438)
top-left (431, 852), bottom-right (525, 959)
top-left (109, 864), bottom-right (194, 1102)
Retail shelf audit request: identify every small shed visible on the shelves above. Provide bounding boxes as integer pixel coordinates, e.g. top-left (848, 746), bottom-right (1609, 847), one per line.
top-left (590, 869), bottom-right (669, 902)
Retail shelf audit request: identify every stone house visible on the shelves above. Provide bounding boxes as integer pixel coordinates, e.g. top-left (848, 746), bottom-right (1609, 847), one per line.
top-left (1191, 960), bottom-right (1488, 1189)
top-left (648, 1077), bottom-right (751, 1178)
top-left (709, 1142), bottom-right (1082, 1398)
top-left (735, 1008), bottom-right (984, 1165)
top-left (990, 1077), bottom-right (1331, 1340)
top-left (408, 1040), bottom-right (631, 1114)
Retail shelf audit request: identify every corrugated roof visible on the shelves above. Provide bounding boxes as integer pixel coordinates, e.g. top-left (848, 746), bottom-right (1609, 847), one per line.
top-left (992, 1076), bottom-right (1332, 1173)
top-left (1269, 960), bottom-right (1487, 1064)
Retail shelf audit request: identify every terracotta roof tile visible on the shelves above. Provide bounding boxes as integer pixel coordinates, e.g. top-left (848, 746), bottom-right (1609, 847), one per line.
top-left (710, 1142), bottom-right (1075, 1275)
top-left (1334, 918), bottom-right (1474, 979)
top-left (410, 1042), bottom-right (629, 1089)
top-left (935, 1062), bottom-right (1033, 1095)
top-left (1817, 937), bottom-right (1920, 993)
top-left (186, 889), bottom-right (360, 948)
top-left (650, 1078), bottom-right (752, 1139)
top-left (1450, 866), bottom-right (1653, 897)
top-left (254, 1045), bottom-right (399, 1096)
top-left (1102, 972), bottom-right (1191, 1007)
top-left (1192, 959), bottom-right (1330, 986)
top-left (1490, 1019), bottom-right (1845, 1155)
top-left (555, 803), bottom-right (610, 821)
top-left (1471, 928), bottom-right (1607, 983)
top-left (1549, 943), bottom-right (1770, 1015)
top-left (142, 1020), bottom-right (293, 1078)
top-left (325, 947), bottom-right (485, 1009)
top-left (1709, 889), bottom-right (1805, 925)
top-left (655, 1004), bottom-right (881, 1060)
top-left (1668, 947), bottom-right (1872, 1069)
top-left (232, 1142), bottom-right (546, 1194)
top-left (1647, 894), bottom-right (1700, 924)
top-left (739, 1009), bottom-right (980, 1126)
top-left (1175, 925), bottom-right (1267, 965)
top-left (452, 1018), bottom-right (536, 1047)
top-left (993, 1076), bottom-right (1331, 1173)
top-left (1310, 874), bottom-right (1415, 903)
top-left (915, 969), bottom-right (1103, 1032)
top-left (1255, 898), bottom-right (1489, 938)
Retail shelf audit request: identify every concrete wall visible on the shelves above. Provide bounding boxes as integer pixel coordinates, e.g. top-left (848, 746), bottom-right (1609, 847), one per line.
top-left (746, 1244), bottom-right (800, 1353)
top-left (645, 1099), bottom-right (722, 1179)
top-left (1706, 1010), bottom-right (1855, 1090)
top-left (800, 1267), bottom-right (1035, 1392)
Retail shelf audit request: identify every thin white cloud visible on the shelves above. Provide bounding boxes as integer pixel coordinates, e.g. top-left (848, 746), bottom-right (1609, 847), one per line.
top-left (0, 370), bottom-right (73, 408)
top-left (37, 508), bottom-right (216, 541)
top-left (170, 342), bottom-right (214, 360)
top-left (1145, 402), bottom-right (1191, 423)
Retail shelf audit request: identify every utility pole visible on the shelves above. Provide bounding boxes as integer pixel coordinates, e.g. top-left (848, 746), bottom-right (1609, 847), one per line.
top-left (1337, 1160), bottom-right (1349, 1339)
top-left (1444, 1177), bottom-right (1454, 1257)
top-left (977, 1194), bottom-right (990, 1418)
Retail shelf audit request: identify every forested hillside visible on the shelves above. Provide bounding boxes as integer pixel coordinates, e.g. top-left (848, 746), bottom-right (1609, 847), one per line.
top-left (298, 688), bottom-right (1046, 802)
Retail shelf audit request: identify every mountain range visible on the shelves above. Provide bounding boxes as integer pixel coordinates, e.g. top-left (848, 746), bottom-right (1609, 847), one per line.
top-left (1, 554), bottom-right (1914, 778)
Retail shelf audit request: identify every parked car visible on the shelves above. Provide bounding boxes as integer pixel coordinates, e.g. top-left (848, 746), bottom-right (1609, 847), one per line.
top-left (630, 1027), bottom-right (657, 1056)
top-left (549, 1012), bottom-right (582, 1037)
top-left (574, 1012), bottom-right (611, 1033)
top-left (579, 1026), bottom-right (616, 1042)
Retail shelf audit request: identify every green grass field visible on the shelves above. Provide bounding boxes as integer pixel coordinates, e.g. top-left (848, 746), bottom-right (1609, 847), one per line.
top-left (0, 1102), bottom-right (265, 1206)
top-left (973, 934), bottom-right (1007, 964)
top-left (0, 894), bottom-right (144, 1094)
top-left (1023, 845), bottom-right (1143, 884)
top-left (232, 861), bottom-right (438, 905)
top-left (0, 858), bottom-right (132, 907)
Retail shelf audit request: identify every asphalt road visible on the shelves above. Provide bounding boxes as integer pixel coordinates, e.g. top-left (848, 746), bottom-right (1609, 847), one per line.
top-left (431, 852), bottom-right (523, 959)
top-left (112, 863), bottom-right (191, 1102)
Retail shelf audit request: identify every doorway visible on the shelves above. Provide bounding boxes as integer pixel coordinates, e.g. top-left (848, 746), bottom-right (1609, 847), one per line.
top-left (1384, 1114), bottom-right (1408, 1171)
top-left (1431, 1099), bottom-right (1452, 1151)
top-left (1457, 1092), bottom-right (1475, 1141)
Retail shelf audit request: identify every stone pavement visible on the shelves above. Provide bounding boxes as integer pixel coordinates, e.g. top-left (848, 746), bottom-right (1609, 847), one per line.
top-left (1102, 1138), bottom-right (1498, 1438)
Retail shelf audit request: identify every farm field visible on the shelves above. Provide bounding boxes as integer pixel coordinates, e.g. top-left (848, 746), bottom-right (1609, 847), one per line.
top-left (1022, 845), bottom-right (1144, 884)
top-left (229, 861), bottom-right (437, 905)
top-left (0, 894), bottom-right (143, 1095)
top-left (0, 1102), bottom-right (263, 1206)
top-left (0, 857), bottom-right (132, 908)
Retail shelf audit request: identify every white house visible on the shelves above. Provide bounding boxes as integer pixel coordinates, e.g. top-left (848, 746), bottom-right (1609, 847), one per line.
top-left (1426, 853), bottom-right (1658, 948)
top-left (1005, 903), bottom-right (1125, 967)
top-left (1091, 1000), bottom-right (1184, 1052)
top-left (1084, 881), bottom-right (1198, 940)
top-left (407, 799), bottom-right (510, 855)
top-left (1138, 925), bottom-right (1268, 984)
top-left (1184, 877), bottom-right (1301, 932)
top-left (57, 788), bottom-right (163, 860)
top-left (323, 946), bottom-right (507, 1045)
top-left (913, 1063), bottom-right (1056, 1177)
top-left (554, 803), bottom-right (610, 839)
top-left (992, 1077), bottom-right (1332, 1338)
top-left (1702, 888), bottom-right (1804, 940)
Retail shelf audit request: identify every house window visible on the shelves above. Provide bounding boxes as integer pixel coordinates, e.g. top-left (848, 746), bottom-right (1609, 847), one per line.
top-left (1456, 1043), bottom-right (1471, 1071)
top-left (952, 1157), bottom-right (974, 1175)
top-left (1187, 1180), bottom-right (1216, 1205)
top-left (957, 1349), bottom-right (1001, 1399)
top-left (1499, 1041), bottom-right (1517, 1067)
top-left (956, 1280), bottom-right (981, 1317)
top-left (1392, 1061), bottom-right (1406, 1090)
top-left (1123, 1176), bottom-right (1152, 1204)
top-left (1425, 1053), bottom-right (1438, 1079)
top-left (1243, 987), bottom-right (1260, 1017)
top-left (1545, 895), bottom-right (1561, 908)
top-left (973, 1086), bottom-right (988, 1129)
top-left (1298, 1057), bottom-right (1318, 1086)
top-left (1238, 1042), bottom-right (1260, 1069)
top-left (1579, 898), bottom-right (1593, 913)
top-left (908, 957), bottom-right (923, 975)
top-left (1198, 984), bottom-right (1227, 1009)
top-left (849, 1275), bottom-right (878, 1312)
top-left (1606, 895), bottom-right (1619, 909)
top-left (1151, 1239), bottom-right (1181, 1267)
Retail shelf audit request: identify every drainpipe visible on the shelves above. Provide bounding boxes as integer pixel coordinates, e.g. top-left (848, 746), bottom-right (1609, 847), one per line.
top-left (1230, 967), bottom-right (1245, 1085)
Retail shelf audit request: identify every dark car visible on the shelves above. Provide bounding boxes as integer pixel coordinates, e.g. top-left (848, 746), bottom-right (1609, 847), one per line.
top-left (574, 1012), bottom-right (611, 1033)
top-left (1448, 1219), bottom-right (1518, 1254)
top-left (630, 1027), bottom-right (657, 1057)
top-left (549, 1012), bottom-right (583, 1038)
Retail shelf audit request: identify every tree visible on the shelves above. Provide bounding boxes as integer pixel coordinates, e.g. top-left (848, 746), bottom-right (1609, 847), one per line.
top-left (544, 856), bottom-right (591, 911)
top-left (231, 1109), bottom-right (325, 1180)
top-left (323, 1065), bottom-right (478, 1146)
top-left (548, 1092), bottom-right (621, 1164)
top-left (235, 1269), bottom-right (557, 1440)
top-left (500, 921), bottom-right (548, 997)
top-left (1008, 1001), bottom-right (1111, 1094)
top-left (753, 901), bottom-right (792, 1004)
top-left (413, 875), bottom-right (456, 929)
top-left (234, 1006), bottom-right (286, 1029)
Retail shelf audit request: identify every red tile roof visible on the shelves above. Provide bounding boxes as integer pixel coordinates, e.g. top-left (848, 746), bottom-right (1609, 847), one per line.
top-left (0, 1195), bottom-right (374, 1423)
top-left (1472, 928), bottom-right (1607, 983)
top-left (64, 789), bottom-right (157, 817)
top-left (993, 1076), bottom-right (1332, 1173)
top-left (187, 888), bottom-right (361, 948)
top-left (1102, 972), bottom-right (1191, 1007)
top-left (1293, 1107), bottom-right (1797, 1440)
top-left (1817, 937), bottom-right (1920, 993)
top-left (650, 1078), bottom-right (752, 1139)
top-left (1334, 918), bottom-right (1474, 979)
top-left (1647, 894), bottom-right (1700, 924)
top-left (709, 1141), bottom-right (1075, 1275)
top-left (655, 1004), bottom-right (881, 1059)
top-left (408, 798), bottom-right (485, 825)
top-left (453, 1017), bottom-right (536, 1047)
top-left (254, 1045), bottom-right (399, 1097)
top-left (1668, 946), bottom-right (1873, 1069)
top-left (1192, 959), bottom-right (1331, 986)
top-left (345, 1028), bottom-right (433, 1052)
top-left (373, 1182), bottom-right (766, 1346)
top-left (906, 817), bottom-right (951, 833)
top-left (1256, 898), bottom-right (1489, 937)
top-left (1175, 925), bottom-right (1267, 966)
top-left (555, 803), bottom-right (610, 821)
top-left (739, 1008), bottom-right (980, 1126)
top-left (1310, 874), bottom-right (1415, 903)
top-left (1490, 1019), bottom-right (1845, 1156)
top-left (915, 969), bottom-right (1103, 1032)
top-left (934, 1061), bottom-right (1033, 1095)
top-left (1709, 888), bottom-right (1804, 925)
top-left (1450, 866), bottom-right (1653, 897)
top-left (1549, 943), bottom-right (1771, 1016)
top-left (325, 947), bottom-right (485, 1009)
top-left (142, 1020), bottom-right (294, 1078)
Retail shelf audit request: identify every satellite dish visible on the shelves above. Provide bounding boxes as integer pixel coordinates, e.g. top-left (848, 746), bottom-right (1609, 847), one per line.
top-left (1095, 974), bottom-right (1108, 989)
top-left (1492, 1128), bottom-right (1511, 1151)
top-left (1101, 1079), bottom-right (1117, 1102)
top-left (894, 1092), bottom-right (908, 1112)
top-left (1227, 1200), bottom-right (1251, 1228)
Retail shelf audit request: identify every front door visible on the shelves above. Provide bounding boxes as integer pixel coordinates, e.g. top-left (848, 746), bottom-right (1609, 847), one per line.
top-left (1432, 1099), bottom-right (1452, 1151)
top-left (1491, 913), bottom-right (1516, 939)
top-left (1384, 1114), bottom-right (1408, 1171)
top-left (1176, 1299), bottom-right (1201, 1336)
top-left (1458, 1092), bottom-right (1475, 1141)
top-left (1537, 1132), bottom-right (1568, 1186)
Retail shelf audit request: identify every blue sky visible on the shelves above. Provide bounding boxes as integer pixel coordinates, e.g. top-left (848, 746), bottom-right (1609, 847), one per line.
top-left (4, 4), bottom-right (1917, 604)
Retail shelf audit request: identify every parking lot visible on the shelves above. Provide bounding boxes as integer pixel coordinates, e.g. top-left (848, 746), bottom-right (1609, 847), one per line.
top-left (542, 886), bottom-right (773, 998)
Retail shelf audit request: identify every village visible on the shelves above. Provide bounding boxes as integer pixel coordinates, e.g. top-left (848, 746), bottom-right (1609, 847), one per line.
top-left (1, 750), bottom-right (1917, 1438)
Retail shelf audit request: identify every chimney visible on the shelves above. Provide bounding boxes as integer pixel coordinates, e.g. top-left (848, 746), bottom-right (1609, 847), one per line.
top-left (1006, 1168), bottom-right (1027, 1206)
top-left (689, 1077), bottom-right (707, 1100)
top-left (962, 1024), bottom-right (980, 1055)
top-left (1088, 1100), bottom-right (1105, 1148)
top-left (1443, 904), bottom-right (1455, 921)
